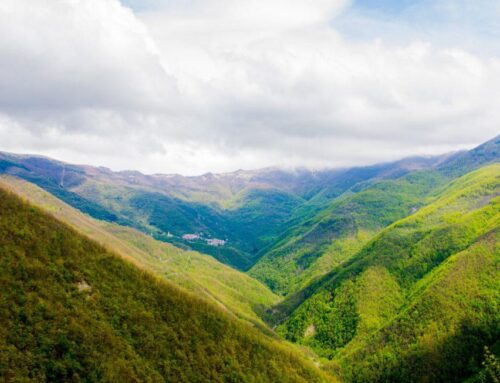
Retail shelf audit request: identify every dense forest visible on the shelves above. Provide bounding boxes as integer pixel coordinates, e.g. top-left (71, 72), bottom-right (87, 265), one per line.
top-left (275, 164), bottom-right (500, 382)
top-left (0, 188), bottom-right (332, 382)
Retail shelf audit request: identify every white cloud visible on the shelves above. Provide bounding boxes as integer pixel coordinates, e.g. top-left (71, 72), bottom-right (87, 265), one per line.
top-left (0, 0), bottom-right (498, 175)
top-left (0, 0), bottom-right (176, 111)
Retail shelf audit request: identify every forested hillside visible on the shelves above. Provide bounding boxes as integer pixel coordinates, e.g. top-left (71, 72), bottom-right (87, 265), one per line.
top-left (0, 136), bottom-right (498, 382)
top-left (249, 170), bottom-right (445, 295)
top-left (274, 164), bottom-right (500, 382)
top-left (0, 175), bottom-right (279, 326)
top-left (1, 0), bottom-right (498, 380)
top-left (0, 187), bottom-right (332, 382)
top-left (338, 229), bottom-right (499, 382)
top-left (250, 135), bottom-right (500, 296)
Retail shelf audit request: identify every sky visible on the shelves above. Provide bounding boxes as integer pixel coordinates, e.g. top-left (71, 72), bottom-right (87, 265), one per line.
top-left (0, 0), bottom-right (498, 175)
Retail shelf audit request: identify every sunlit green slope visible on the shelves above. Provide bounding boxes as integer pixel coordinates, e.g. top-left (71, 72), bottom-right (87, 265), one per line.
top-left (0, 175), bottom-right (279, 326)
top-left (275, 164), bottom-right (499, 382)
top-left (336, 229), bottom-right (499, 383)
top-left (0, 187), bottom-right (334, 383)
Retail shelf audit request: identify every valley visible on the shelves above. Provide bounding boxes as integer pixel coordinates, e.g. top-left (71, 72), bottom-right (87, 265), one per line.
top-left (0, 134), bottom-right (498, 382)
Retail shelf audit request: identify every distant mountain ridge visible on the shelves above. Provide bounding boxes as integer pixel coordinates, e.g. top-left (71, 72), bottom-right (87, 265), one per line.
top-left (0, 145), bottom-right (465, 269)
top-left (0, 150), bottom-right (454, 205)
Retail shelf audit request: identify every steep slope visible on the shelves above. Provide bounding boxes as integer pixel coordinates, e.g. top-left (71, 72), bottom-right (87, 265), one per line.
top-left (0, 175), bottom-right (279, 326)
top-left (120, 186), bottom-right (305, 269)
top-left (275, 164), bottom-right (499, 382)
top-left (0, 187), bottom-right (333, 383)
top-left (439, 134), bottom-right (500, 176)
top-left (336, 229), bottom-right (499, 383)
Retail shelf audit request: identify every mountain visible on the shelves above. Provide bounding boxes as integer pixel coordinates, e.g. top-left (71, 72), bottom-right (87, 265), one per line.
top-left (249, 135), bottom-right (500, 296)
top-left (439, 134), bottom-right (500, 176)
top-left (274, 164), bottom-right (500, 382)
top-left (338, 229), bottom-right (499, 383)
top-left (0, 150), bottom-right (450, 270)
top-left (0, 135), bottom-right (498, 382)
top-left (0, 175), bottom-right (279, 326)
top-left (0, 185), bottom-right (333, 382)
top-left (249, 170), bottom-right (445, 295)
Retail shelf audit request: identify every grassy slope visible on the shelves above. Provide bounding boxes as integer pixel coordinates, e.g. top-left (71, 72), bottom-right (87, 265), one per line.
top-left (249, 170), bottom-right (445, 295)
top-left (0, 187), bottom-right (334, 383)
top-left (276, 164), bottom-right (499, 382)
top-left (0, 176), bottom-right (279, 326)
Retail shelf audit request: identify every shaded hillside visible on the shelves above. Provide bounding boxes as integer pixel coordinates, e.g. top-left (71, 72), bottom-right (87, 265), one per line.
top-left (0, 175), bottom-right (279, 326)
top-left (0, 156), bottom-right (119, 222)
top-left (0, 187), bottom-right (333, 383)
top-left (273, 164), bottom-right (499, 382)
top-left (439, 134), bottom-right (500, 176)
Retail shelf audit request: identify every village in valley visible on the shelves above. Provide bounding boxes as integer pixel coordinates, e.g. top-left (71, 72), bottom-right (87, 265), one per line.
top-left (181, 233), bottom-right (226, 247)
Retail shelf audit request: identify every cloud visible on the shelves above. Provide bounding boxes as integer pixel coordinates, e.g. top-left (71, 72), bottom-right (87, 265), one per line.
top-left (0, 0), bottom-right (498, 174)
top-left (0, 0), bottom-right (176, 112)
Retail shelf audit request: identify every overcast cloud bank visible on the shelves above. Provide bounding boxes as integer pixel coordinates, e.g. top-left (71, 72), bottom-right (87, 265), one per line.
top-left (0, 0), bottom-right (498, 174)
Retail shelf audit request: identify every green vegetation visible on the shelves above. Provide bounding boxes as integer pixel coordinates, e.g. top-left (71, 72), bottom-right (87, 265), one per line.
top-left (250, 170), bottom-right (446, 295)
top-left (439, 134), bottom-right (500, 177)
top-left (120, 187), bottom-right (304, 269)
top-left (61, 177), bottom-right (309, 270)
top-left (0, 156), bottom-right (120, 223)
top-left (337, 229), bottom-right (499, 383)
top-left (0, 136), bottom-right (498, 382)
top-left (0, 186), bottom-right (333, 382)
top-left (478, 347), bottom-right (500, 383)
top-left (250, 135), bottom-right (499, 296)
top-left (274, 164), bottom-right (500, 382)
top-left (0, 176), bottom-right (279, 326)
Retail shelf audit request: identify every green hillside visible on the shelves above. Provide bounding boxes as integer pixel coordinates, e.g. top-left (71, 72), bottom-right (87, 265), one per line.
top-left (250, 136), bottom-right (500, 296)
top-left (274, 164), bottom-right (499, 381)
top-left (0, 186), bottom-right (333, 382)
top-left (249, 170), bottom-right (445, 295)
top-left (0, 175), bottom-right (279, 326)
top-left (0, 137), bottom-right (498, 382)
top-left (250, 136), bottom-right (500, 295)
top-left (336, 229), bottom-right (499, 382)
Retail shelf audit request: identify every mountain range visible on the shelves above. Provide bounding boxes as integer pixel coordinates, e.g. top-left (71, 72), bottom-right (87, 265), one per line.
top-left (0, 134), bottom-right (498, 382)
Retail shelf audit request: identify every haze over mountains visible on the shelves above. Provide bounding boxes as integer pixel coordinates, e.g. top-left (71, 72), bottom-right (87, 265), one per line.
top-left (0, 134), bottom-right (498, 382)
